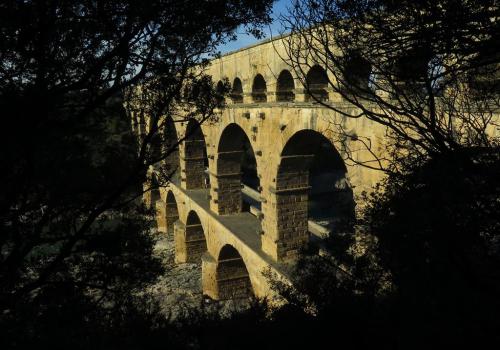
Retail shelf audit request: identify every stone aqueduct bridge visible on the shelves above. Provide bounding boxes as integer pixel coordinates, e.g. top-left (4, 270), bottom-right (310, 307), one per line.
top-left (141, 37), bottom-right (387, 301)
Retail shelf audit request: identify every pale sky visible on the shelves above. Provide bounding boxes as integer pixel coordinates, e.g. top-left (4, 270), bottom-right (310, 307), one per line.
top-left (217, 0), bottom-right (289, 54)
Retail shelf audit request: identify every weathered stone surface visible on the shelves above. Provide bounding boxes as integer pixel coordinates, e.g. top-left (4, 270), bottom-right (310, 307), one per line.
top-left (136, 34), bottom-right (393, 301)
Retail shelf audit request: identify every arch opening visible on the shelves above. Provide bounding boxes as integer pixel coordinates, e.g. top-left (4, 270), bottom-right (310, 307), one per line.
top-left (342, 51), bottom-right (372, 95)
top-left (182, 210), bottom-right (207, 263)
top-left (277, 130), bottom-right (355, 240)
top-left (252, 74), bottom-right (267, 103)
top-left (305, 65), bottom-right (329, 102)
top-left (216, 124), bottom-right (260, 214)
top-left (277, 70), bottom-right (295, 102)
top-left (389, 45), bottom-right (434, 98)
top-left (184, 119), bottom-right (210, 189)
top-left (230, 78), bottom-right (243, 103)
top-left (216, 80), bottom-right (226, 106)
top-left (165, 191), bottom-right (179, 235)
top-left (216, 245), bottom-right (253, 300)
top-left (164, 117), bottom-right (181, 184)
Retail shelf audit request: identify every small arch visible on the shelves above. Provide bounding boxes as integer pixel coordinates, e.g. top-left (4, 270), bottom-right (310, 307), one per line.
top-left (183, 210), bottom-right (207, 263)
top-left (392, 46), bottom-right (432, 83)
top-left (305, 65), bottom-right (329, 102)
top-left (343, 51), bottom-right (372, 91)
top-left (164, 117), bottom-right (181, 183)
top-left (276, 70), bottom-right (295, 102)
top-left (216, 245), bottom-right (253, 300)
top-left (216, 124), bottom-right (260, 214)
top-left (165, 191), bottom-right (179, 235)
top-left (252, 74), bottom-right (267, 103)
top-left (230, 77), bottom-right (243, 103)
top-left (216, 80), bottom-right (226, 105)
top-left (184, 119), bottom-right (209, 189)
top-left (390, 45), bottom-right (433, 98)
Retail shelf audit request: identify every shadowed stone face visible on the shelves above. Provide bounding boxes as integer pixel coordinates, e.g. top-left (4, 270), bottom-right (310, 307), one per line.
top-left (175, 211), bottom-right (207, 264)
top-left (216, 245), bottom-right (253, 300)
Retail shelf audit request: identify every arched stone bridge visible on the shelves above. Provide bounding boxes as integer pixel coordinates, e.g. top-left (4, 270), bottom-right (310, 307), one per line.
top-left (140, 36), bottom-right (387, 301)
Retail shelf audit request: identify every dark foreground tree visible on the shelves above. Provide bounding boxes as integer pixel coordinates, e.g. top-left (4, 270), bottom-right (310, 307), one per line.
top-left (282, 0), bottom-right (499, 165)
top-left (268, 148), bottom-right (500, 348)
top-left (0, 0), bottom-right (273, 346)
top-left (264, 0), bottom-right (500, 347)
top-left (364, 148), bottom-right (500, 347)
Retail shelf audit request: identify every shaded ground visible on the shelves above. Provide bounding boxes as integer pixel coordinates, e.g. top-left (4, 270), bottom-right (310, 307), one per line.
top-left (146, 231), bottom-right (203, 318)
top-left (146, 230), bottom-right (253, 319)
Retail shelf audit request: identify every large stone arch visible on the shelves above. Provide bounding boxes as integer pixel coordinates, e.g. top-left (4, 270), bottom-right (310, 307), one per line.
top-left (182, 119), bottom-right (209, 190)
top-left (175, 210), bottom-right (208, 264)
top-left (210, 123), bottom-right (260, 215)
top-left (262, 129), bottom-right (354, 262)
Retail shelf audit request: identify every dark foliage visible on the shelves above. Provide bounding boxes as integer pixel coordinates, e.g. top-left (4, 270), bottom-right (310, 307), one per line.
top-left (365, 148), bottom-right (500, 347)
top-left (0, 0), bottom-right (273, 347)
top-left (267, 148), bottom-right (500, 349)
top-left (2, 0), bottom-right (498, 348)
top-left (262, 1), bottom-right (500, 348)
top-left (282, 0), bottom-right (499, 164)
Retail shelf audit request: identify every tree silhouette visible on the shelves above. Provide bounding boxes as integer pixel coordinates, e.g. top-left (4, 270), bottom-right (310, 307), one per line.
top-left (0, 0), bottom-right (273, 346)
top-left (281, 0), bottom-right (499, 166)
top-left (267, 1), bottom-right (500, 347)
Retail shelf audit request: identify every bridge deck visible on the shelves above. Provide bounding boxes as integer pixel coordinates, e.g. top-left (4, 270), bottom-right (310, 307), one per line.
top-left (171, 185), bottom-right (293, 278)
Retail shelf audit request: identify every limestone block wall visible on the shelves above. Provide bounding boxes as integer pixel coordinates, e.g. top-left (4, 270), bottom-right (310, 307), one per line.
top-left (139, 34), bottom-right (394, 300)
top-left (153, 102), bottom-right (387, 264)
top-left (183, 139), bottom-right (206, 189)
top-left (157, 182), bottom-right (290, 300)
top-left (267, 156), bottom-right (313, 260)
top-left (173, 220), bottom-right (187, 264)
top-left (184, 223), bottom-right (207, 263)
top-left (217, 259), bottom-right (253, 300)
top-left (212, 150), bottom-right (244, 214)
top-left (201, 253), bottom-right (218, 299)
